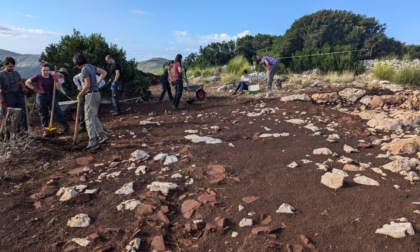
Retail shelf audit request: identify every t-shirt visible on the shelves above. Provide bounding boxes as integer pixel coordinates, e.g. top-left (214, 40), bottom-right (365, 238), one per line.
top-left (81, 64), bottom-right (99, 92)
top-left (110, 62), bottom-right (121, 82)
top-left (172, 62), bottom-right (182, 81)
top-left (0, 70), bottom-right (21, 93)
top-left (29, 74), bottom-right (54, 94)
top-left (261, 56), bottom-right (277, 66)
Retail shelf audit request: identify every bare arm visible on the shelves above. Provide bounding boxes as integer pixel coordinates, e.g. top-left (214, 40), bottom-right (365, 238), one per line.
top-left (96, 67), bottom-right (107, 84)
top-left (25, 79), bottom-right (36, 90)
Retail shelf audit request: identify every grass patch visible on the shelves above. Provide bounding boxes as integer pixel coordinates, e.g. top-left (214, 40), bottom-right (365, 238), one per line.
top-left (226, 55), bottom-right (250, 75)
top-left (371, 63), bottom-right (396, 81)
top-left (221, 73), bottom-right (239, 85)
top-left (325, 71), bottom-right (355, 83)
top-left (393, 66), bottom-right (420, 86)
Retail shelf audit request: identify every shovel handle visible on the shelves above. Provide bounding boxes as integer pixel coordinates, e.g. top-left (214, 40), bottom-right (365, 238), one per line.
top-left (73, 98), bottom-right (81, 145)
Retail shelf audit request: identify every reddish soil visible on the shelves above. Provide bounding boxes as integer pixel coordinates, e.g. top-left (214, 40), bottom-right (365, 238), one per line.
top-left (0, 86), bottom-right (419, 252)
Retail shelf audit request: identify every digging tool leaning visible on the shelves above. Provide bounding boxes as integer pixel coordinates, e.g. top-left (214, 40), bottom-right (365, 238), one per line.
top-left (24, 95), bottom-right (30, 131)
top-left (44, 66), bottom-right (58, 137)
top-left (72, 97), bottom-right (81, 145)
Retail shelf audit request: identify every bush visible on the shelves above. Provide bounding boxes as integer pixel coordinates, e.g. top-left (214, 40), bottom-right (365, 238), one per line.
top-left (393, 66), bottom-right (420, 86)
top-left (226, 55), bottom-right (250, 75)
top-left (221, 73), bottom-right (239, 85)
top-left (371, 63), bottom-right (396, 81)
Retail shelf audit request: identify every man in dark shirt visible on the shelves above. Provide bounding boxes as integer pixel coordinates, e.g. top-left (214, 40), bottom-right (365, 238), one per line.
top-left (0, 57), bottom-right (28, 131)
top-left (105, 55), bottom-right (122, 116)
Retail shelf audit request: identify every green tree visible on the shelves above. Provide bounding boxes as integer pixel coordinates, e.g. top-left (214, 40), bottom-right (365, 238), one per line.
top-left (40, 29), bottom-right (150, 98)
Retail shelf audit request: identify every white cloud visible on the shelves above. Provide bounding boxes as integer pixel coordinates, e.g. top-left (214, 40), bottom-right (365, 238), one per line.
top-left (0, 24), bottom-right (60, 38)
top-left (16, 12), bottom-right (38, 19)
top-left (172, 30), bottom-right (251, 47)
top-left (131, 9), bottom-right (152, 16)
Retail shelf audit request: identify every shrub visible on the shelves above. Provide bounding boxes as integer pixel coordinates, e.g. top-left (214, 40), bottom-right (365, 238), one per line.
top-left (393, 66), bottom-right (420, 86)
top-left (371, 63), bottom-right (396, 81)
top-left (226, 55), bottom-right (250, 75)
top-left (221, 73), bottom-right (239, 85)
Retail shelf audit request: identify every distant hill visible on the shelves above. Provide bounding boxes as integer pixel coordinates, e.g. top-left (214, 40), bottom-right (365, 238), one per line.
top-left (0, 49), bottom-right (40, 78)
top-left (137, 57), bottom-right (169, 75)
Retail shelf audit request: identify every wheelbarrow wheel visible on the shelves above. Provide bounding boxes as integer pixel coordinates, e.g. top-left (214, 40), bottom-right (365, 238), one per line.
top-left (196, 89), bottom-right (206, 100)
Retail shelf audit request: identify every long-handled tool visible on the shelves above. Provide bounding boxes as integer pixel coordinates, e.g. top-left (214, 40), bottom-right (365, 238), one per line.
top-left (44, 66), bottom-right (58, 137)
top-left (24, 95), bottom-right (30, 131)
top-left (72, 98), bottom-right (81, 145)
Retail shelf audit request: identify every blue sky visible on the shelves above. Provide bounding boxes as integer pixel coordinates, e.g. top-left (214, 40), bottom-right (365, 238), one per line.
top-left (0, 0), bottom-right (418, 62)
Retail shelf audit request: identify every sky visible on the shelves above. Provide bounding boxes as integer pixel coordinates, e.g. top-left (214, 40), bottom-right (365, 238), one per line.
top-left (0, 0), bottom-right (419, 62)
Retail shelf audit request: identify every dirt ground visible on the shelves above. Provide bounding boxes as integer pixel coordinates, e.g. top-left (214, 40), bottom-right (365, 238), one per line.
top-left (0, 84), bottom-right (419, 252)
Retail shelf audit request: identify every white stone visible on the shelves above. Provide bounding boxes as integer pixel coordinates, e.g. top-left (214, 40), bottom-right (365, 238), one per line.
top-left (353, 176), bottom-right (380, 186)
top-left (343, 144), bottom-right (359, 153)
top-left (184, 129), bottom-right (198, 134)
top-left (280, 94), bottom-right (311, 102)
top-left (285, 119), bottom-right (306, 125)
top-left (107, 171), bottom-right (121, 178)
top-left (304, 124), bottom-right (320, 132)
top-left (192, 136), bottom-right (222, 144)
top-left (239, 218), bottom-right (253, 227)
top-left (67, 213), bottom-right (91, 228)
top-left (171, 173), bottom-right (183, 179)
top-left (382, 158), bottom-right (411, 173)
top-left (153, 152), bottom-right (167, 161)
top-left (57, 187), bottom-right (78, 202)
top-left (238, 204), bottom-right (244, 211)
top-left (139, 120), bottom-right (160, 126)
top-left (135, 165), bottom-right (150, 175)
top-left (72, 238), bottom-right (90, 247)
top-left (231, 231), bottom-right (239, 237)
top-left (287, 161), bottom-right (299, 168)
top-left (129, 150), bottom-right (150, 162)
top-left (375, 221), bottom-right (415, 238)
top-left (327, 134), bottom-right (341, 142)
top-left (331, 168), bottom-right (349, 177)
top-left (321, 172), bottom-right (344, 189)
top-left (337, 156), bottom-right (353, 164)
top-left (115, 182), bottom-right (135, 195)
top-left (126, 238), bottom-right (141, 251)
top-left (146, 181), bottom-right (178, 196)
top-left (276, 203), bottom-right (295, 214)
top-left (109, 161), bottom-right (120, 168)
top-left (116, 199), bottom-right (141, 211)
top-left (313, 148), bottom-right (333, 155)
top-left (84, 189), bottom-right (98, 194)
top-left (163, 155), bottom-right (178, 165)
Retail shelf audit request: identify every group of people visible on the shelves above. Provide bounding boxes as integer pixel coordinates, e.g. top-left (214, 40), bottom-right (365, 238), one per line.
top-left (0, 53), bottom-right (123, 152)
top-left (158, 53), bottom-right (184, 110)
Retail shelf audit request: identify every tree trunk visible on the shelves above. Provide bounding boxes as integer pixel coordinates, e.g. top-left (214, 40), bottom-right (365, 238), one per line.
top-left (0, 108), bottom-right (23, 141)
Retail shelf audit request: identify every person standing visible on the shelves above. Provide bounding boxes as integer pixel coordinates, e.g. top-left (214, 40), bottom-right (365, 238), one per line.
top-left (73, 53), bottom-right (108, 152)
top-left (159, 60), bottom-right (174, 102)
top-left (256, 55), bottom-right (279, 90)
top-left (172, 54), bottom-right (184, 110)
top-left (105, 55), bottom-right (122, 116)
top-left (25, 62), bottom-right (70, 135)
top-left (0, 57), bottom-right (29, 131)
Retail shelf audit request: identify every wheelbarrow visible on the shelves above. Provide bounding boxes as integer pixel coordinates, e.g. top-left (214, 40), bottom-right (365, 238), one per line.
top-left (183, 84), bottom-right (206, 104)
top-left (183, 68), bottom-right (206, 104)
top-left (59, 100), bottom-right (78, 120)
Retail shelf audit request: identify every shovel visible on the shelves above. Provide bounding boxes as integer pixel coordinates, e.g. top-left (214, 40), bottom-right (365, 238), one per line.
top-left (24, 95), bottom-right (30, 131)
top-left (44, 66), bottom-right (58, 137)
top-left (72, 98), bottom-right (81, 145)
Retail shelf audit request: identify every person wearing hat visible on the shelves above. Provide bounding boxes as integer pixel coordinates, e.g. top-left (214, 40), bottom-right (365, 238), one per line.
top-left (55, 67), bottom-right (69, 96)
top-left (256, 55), bottom-right (279, 90)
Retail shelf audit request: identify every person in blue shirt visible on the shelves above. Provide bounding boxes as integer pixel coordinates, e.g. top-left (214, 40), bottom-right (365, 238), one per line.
top-left (256, 55), bottom-right (279, 90)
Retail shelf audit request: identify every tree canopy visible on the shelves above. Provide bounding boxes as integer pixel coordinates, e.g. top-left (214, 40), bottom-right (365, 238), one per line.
top-left (40, 29), bottom-right (150, 97)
